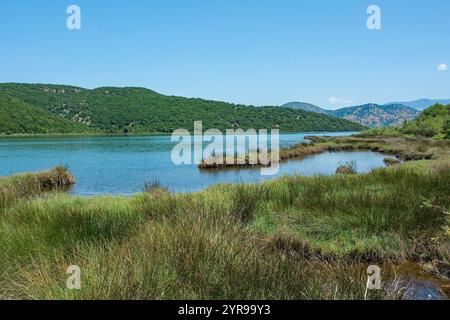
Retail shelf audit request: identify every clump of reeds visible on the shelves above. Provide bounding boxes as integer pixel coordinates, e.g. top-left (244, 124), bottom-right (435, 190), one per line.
top-left (336, 161), bottom-right (357, 174)
top-left (279, 144), bottom-right (325, 161)
top-left (143, 179), bottom-right (169, 195)
top-left (230, 183), bottom-right (264, 222)
top-left (384, 157), bottom-right (402, 167)
top-left (268, 233), bottom-right (314, 259)
top-left (36, 166), bottom-right (76, 191)
top-left (198, 152), bottom-right (272, 170)
top-left (0, 166), bottom-right (75, 209)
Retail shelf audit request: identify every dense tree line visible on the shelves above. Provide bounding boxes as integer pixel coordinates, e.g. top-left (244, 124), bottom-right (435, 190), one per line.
top-left (0, 83), bottom-right (364, 135)
top-left (360, 104), bottom-right (450, 140)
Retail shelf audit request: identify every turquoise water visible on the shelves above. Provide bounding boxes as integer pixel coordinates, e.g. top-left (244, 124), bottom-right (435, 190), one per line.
top-left (0, 132), bottom-right (393, 195)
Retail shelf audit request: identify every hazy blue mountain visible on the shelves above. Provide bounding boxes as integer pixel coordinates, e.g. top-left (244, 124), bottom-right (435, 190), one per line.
top-left (385, 99), bottom-right (450, 111)
top-left (328, 103), bottom-right (420, 128)
top-left (282, 102), bottom-right (328, 114)
top-left (281, 101), bottom-right (421, 127)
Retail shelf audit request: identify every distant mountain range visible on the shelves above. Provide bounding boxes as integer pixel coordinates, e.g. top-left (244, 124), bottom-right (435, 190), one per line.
top-left (0, 83), bottom-right (364, 135)
top-left (281, 102), bottom-right (328, 114)
top-left (282, 102), bottom-right (420, 127)
top-left (384, 99), bottom-right (450, 111)
top-left (327, 104), bottom-right (420, 128)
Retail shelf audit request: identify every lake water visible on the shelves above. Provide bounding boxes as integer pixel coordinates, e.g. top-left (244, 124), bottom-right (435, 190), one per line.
top-left (0, 132), bottom-right (394, 195)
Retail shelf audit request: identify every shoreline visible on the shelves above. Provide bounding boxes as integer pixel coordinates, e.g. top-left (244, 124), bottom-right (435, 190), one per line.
top-left (199, 135), bottom-right (441, 171)
top-left (0, 130), bottom-right (361, 139)
top-left (1, 135), bottom-right (449, 299)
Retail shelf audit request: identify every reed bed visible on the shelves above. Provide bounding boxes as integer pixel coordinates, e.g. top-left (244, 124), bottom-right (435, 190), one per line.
top-left (0, 147), bottom-right (449, 300)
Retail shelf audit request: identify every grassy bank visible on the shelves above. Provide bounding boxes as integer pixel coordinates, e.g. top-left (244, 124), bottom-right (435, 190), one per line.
top-left (200, 103), bottom-right (450, 171)
top-left (200, 135), bottom-right (450, 170)
top-left (0, 166), bottom-right (75, 209)
top-left (1, 154), bottom-right (449, 299)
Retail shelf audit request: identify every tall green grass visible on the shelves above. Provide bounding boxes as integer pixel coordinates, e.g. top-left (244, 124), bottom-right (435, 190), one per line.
top-left (0, 163), bottom-right (449, 300)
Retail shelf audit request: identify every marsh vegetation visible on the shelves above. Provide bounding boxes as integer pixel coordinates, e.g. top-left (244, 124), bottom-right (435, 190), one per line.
top-left (1, 106), bottom-right (449, 299)
top-left (0, 145), bottom-right (449, 299)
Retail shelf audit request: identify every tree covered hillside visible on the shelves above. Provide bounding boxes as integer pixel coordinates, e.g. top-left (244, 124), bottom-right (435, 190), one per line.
top-left (0, 83), bottom-right (365, 135)
top-left (403, 104), bottom-right (450, 139)
top-left (0, 93), bottom-right (92, 135)
top-left (360, 104), bottom-right (450, 140)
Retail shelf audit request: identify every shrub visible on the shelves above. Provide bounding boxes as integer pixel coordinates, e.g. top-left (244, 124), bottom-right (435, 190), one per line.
top-left (384, 158), bottom-right (402, 167)
top-left (336, 161), bottom-right (357, 175)
top-left (143, 179), bottom-right (169, 196)
top-left (230, 184), bottom-right (264, 223)
top-left (0, 167), bottom-right (75, 209)
top-left (36, 166), bottom-right (75, 191)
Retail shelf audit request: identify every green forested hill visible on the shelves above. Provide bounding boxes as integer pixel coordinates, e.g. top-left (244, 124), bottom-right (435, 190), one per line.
top-left (0, 93), bottom-right (92, 135)
top-left (0, 83), bottom-right (365, 134)
top-left (360, 104), bottom-right (450, 140)
top-left (402, 104), bottom-right (450, 139)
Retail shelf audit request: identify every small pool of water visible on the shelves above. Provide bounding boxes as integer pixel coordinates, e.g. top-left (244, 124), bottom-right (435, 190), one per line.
top-left (395, 262), bottom-right (449, 300)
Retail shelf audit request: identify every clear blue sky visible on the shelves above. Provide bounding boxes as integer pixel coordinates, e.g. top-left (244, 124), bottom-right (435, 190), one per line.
top-left (0, 0), bottom-right (449, 108)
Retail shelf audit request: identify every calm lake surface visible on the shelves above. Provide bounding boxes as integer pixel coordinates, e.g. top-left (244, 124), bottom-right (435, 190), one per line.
top-left (0, 132), bottom-right (394, 195)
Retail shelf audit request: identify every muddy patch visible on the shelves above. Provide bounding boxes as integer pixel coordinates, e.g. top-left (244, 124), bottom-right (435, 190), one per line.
top-left (394, 262), bottom-right (449, 300)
